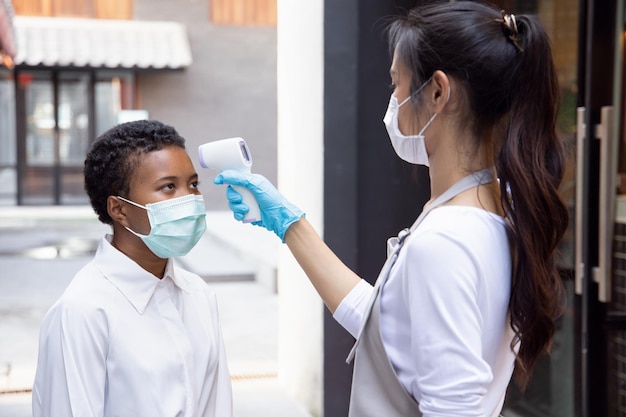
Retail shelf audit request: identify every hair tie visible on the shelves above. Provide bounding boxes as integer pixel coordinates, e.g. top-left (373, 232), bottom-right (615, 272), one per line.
top-left (496, 10), bottom-right (523, 52)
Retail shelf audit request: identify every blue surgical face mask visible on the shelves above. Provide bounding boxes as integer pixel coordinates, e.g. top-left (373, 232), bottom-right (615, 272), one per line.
top-left (117, 194), bottom-right (207, 259)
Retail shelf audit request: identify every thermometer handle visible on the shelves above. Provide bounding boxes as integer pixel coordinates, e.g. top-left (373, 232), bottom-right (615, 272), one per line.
top-left (234, 185), bottom-right (261, 223)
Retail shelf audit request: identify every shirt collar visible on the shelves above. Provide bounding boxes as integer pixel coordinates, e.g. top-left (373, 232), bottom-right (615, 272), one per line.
top-left (164, 258), bottom-right (194, 294)
top-left (92, 235), bottom-right (192, 314)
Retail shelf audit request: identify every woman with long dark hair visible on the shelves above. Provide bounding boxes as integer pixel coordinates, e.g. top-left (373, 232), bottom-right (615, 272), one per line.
top-left (215, 1), bottom-right (568, 415)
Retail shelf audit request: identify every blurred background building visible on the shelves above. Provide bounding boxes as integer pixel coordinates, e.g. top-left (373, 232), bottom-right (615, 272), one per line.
top-left (0, 0), bottom-right (278, 210)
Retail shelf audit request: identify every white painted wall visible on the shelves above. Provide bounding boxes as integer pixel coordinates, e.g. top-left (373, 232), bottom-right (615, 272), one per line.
top-left (276, 1), bottom-right (324, 416)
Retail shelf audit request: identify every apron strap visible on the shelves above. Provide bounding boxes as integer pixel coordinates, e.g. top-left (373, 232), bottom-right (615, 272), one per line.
top-left (409, 167), bottom-right (495, 233)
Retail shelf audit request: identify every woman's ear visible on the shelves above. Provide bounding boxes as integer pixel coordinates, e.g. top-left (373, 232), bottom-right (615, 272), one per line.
top-left (108, 196), bottom-right (128, 226)
top-left (431, 70), bottom-right (451, 112)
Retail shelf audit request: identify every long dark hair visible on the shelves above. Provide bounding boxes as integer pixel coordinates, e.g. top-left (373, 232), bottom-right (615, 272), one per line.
top-left (388, 1), bottom-right (568, 389)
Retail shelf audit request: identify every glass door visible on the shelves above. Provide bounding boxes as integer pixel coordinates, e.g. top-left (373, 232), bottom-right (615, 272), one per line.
top-left (503, 1), bottom-right (626, 416)
top-left (16, 70), bottom-right (91, 205)
top-left (607, 2), bottom-right (626, 416)
top-left (20, 70), bottom-right (56, 205)
top-left (58, 72), bottom-right (91, 205)
top-left (574, 0), bottom-right (624, 416)
top-left (0, 69), bottom-right (16, 205)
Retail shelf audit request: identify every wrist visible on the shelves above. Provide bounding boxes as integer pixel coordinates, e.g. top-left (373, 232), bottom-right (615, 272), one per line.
top-left (281, 213), bottom-right (305, 243)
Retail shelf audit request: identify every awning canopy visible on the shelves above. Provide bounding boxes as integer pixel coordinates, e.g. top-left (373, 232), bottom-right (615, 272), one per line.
top-left (12, 16), bottom-right (192, 70)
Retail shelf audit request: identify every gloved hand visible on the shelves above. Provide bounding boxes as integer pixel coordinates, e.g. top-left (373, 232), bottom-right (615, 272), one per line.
top-left (213, 170), bottom-right (305, 242)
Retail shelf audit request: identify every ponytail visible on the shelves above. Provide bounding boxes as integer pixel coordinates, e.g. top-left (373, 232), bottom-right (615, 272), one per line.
top-left (495, 14), bottom-right (569, 389)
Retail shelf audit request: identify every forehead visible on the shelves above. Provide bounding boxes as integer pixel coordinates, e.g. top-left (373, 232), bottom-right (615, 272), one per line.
top-left (130, 146), bottom-right (193, 184)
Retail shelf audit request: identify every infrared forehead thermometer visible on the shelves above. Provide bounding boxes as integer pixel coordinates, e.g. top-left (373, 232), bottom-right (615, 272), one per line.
top-left (198, 137), bottom-right (261, 223)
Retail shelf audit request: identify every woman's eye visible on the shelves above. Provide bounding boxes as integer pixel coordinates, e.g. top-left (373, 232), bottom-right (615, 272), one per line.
top-left (162, 183), bottom-right (175, 191)
top-left (389, 83), bottom-right (396, 90)
top-left (190, 181), bottom-right (199, 189)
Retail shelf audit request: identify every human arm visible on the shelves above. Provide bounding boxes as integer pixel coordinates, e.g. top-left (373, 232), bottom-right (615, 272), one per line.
top-left (332, 279), bottom-right (374, 337)
top-left (283, 217), bottom-right (364, 313)
top-left (32, 302), bottom-right (107, 417)
top-left (214, 170), bottom-right (362, 313)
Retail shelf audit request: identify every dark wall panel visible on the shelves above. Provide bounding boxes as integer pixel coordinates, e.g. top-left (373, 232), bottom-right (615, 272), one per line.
top-left (323, 1), bottom-right (428, 415)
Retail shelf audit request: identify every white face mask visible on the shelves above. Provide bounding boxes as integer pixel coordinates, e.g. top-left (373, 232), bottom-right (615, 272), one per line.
top-left (383, 77), bottom-right (445, 166)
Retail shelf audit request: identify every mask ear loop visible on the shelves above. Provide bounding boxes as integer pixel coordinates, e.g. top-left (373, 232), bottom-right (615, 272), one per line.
top-left (117, 195), bottom-right (147, 210)
top-left (116, 196), bottom-right (152, 238)
top-left (418, 112), bottom-right (439, 135)
top-left (419, 77), bottom-right (451, 135)
top-left (398, 76), bottom-right (433, 108)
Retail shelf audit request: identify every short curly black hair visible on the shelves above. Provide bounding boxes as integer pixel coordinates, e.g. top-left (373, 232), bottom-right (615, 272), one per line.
top-left (84, 119), bottom-right (186, 224)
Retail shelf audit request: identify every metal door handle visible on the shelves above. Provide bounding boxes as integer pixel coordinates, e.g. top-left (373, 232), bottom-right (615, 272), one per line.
top-left (575, 107), bottom-right (585, 296)
top-left (593, 106), bottom-right (615, 302)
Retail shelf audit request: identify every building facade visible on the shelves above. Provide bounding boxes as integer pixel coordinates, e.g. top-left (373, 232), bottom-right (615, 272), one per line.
top-left (0, 0), bottom-right (277, 209)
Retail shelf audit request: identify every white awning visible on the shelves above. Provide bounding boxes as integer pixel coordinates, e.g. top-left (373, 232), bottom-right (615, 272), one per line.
top-left (12, 16), bottom-right (192, 69)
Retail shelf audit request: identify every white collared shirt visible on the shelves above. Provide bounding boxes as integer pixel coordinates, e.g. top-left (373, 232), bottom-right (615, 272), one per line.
top-left (32, 235), bottom-right (233, 417)
top-left (334, 206), bottom-right (515, 417)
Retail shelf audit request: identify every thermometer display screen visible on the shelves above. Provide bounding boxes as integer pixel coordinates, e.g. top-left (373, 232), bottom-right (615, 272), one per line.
top-left (239, 141), bottom-right (252, 163)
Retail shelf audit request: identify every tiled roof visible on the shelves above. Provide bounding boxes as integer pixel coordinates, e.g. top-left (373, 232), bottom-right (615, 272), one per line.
top-left (12, 16), bottom-right (192, 69)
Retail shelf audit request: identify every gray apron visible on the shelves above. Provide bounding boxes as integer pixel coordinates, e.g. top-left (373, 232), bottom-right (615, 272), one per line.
top-left (346, 168), bottom-right (495, 417)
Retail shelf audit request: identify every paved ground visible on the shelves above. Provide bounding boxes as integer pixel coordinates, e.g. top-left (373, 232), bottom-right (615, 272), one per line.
top-left (0, 207), bottom-right (309, 417)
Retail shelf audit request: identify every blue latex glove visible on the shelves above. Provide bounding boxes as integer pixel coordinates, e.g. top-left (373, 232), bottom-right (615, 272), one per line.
top-left (213, 170), bottom-right (305, 242)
